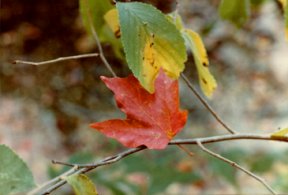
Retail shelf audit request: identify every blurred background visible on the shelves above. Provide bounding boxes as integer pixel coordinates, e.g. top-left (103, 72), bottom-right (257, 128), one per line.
top-left (1, 0), bottom-right (288, 194)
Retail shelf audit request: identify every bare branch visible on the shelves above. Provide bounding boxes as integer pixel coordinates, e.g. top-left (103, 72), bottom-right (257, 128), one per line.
top-left (83, 0), bottom-right (117, 77)
top-left (181, 73), bottom-right (236, 134)
top-left (170, 133), bottom-right (275, 144)
top-left (39, 147), bottom-right (145, 194)
top-left (28, 133), bottom-right (285, 194)
top-left (13, 53), bottom-right (99, 66)
top-left (52, 133), bottom-right (286, 168)
top-left (53, 146), bottom-right (146, 168)
top-left (196, 140), bottom-right (277, 195)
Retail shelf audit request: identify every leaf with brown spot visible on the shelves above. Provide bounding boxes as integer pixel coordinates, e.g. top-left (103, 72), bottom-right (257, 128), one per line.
top-left (104, 9), bottom-right (121, 38)
top-left (182, 29), bottom-right (217, 98)
top-left (117, 2), bottom-right (187, 93)
top-left (90, 70), bottom-right (187, 149)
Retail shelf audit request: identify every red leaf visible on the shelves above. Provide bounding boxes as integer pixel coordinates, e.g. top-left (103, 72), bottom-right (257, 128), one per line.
top-left (90, 71), bottom-right (187, 149)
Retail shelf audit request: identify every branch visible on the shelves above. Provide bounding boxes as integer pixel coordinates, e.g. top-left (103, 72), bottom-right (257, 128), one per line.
top-left (83, 0), bottom-right (117, 77)
top-left (196, 140), bottom-right (277, 195)
top-left (13, 53), bottom-right (99, 66)
top-left (27, 166), bottom-right (78, 195)
top-left (32, 133), bottom-right (286, 194)
top-left (181, 73), bottom-right (236, 134)
top-left (37, 147), bottom-right (146, 195)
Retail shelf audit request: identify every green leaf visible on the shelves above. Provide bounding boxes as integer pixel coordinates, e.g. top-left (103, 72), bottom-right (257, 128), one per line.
top-left (79, 0), bottom-right (123, 59)
top-left (67, 174), bottom-right (98, 195)
top-left (218, 0), bottom-right (250, 26)
top-left (117, 2), bottom-right (187, 93)
top-left (79, 0), bottom-right (113, 36)
top-left (0, 145), bottom-right (35, 195)
top-left (182, 29), bottom-right (217, 98)
top-left (271, 127), bottom-right (288, 139)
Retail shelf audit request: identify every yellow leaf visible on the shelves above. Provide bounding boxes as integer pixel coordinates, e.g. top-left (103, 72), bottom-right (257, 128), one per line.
top-left (183, 29), bottom-right (217, 98)
top-left (271, 128), bottom-right (288, 139)
top-left (278, 0), bottom-right (287, 7)
top-left (104, 9), bottom-right (121, 38)
top-left (141, 34), bottom-right (181, 92)
top-left (66, 174), bottom-right (98, 195)
top-left (142, 35), bottom-right (159, 90)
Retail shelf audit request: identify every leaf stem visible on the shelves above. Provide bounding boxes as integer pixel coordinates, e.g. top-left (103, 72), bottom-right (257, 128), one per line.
top-left (181, 73), bottom-right (236, 134)
top-left (83, 0), bottom-right (117, 77)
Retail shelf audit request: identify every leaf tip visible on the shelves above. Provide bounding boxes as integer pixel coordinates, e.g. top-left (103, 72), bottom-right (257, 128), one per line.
top-left (90, 122), bottom-right (99, 130)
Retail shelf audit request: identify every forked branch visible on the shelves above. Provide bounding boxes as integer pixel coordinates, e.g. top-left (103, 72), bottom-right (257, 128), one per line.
top-left (29, 133), bottom-right (285, 195)
top-left (196, 140), bottom-right (277, 195)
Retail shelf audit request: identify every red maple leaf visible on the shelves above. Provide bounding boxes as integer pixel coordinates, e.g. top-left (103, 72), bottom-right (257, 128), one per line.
top-left (90, 71), bottom-right (188, 149)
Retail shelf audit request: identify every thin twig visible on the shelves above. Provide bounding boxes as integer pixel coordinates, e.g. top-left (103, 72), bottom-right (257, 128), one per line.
top-left (13, 53), bottom-right (99, 66)
top-left (27, 166), bottom-right (78, 195)
top-left (53, 146), bottom-right (146, 168)
top-left (41, 180), bottom-right (66, 195)
top-left (40, 147), bottom-right (146, 194)
top-left (51, 133), bottom-right (285, 168)
top-left (181, 73), bottom-right (236, 134)
top-left (177, 144), bottom-right (194, 157)
top-left (196, 140), bottom-right (277, 195)
top-left (83, 0), bottom-right (117, 77)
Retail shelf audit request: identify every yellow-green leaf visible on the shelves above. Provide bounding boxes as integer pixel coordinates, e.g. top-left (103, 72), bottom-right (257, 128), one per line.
top-left (218, 0), bottom-right (250, 26)
top-left (278, 0), bottom-right (287, 7)
top-left (271, 128), bottom-right (288, 139)
top-left (104, 9), bottom-right (121, 38)
top-left (79, 0), bottom-right (123, 59)
top-left (182, 29), bottom-right (217, 98)
top-left (66, 174), bottom-right (98, 195)
top-left (167, 13), bottom-right (184, 31)
top-left (117, 2), bottom-right (187, 93)
top-left (79, 0), bottom-right (113, 36)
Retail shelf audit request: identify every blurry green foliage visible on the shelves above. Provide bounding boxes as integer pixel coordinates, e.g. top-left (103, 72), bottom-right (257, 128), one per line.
top-left (206, 148), bottom-right (246, 187)
top-left (249, 152), bottom-right (276, 173)
top-left (218, 0), bottom-right (250, 26)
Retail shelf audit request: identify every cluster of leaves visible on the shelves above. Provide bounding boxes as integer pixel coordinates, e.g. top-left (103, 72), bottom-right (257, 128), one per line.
top-left (88, 1), bottom-right (217, 150)
top-left (88, 0), bottom-right (288, 152)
